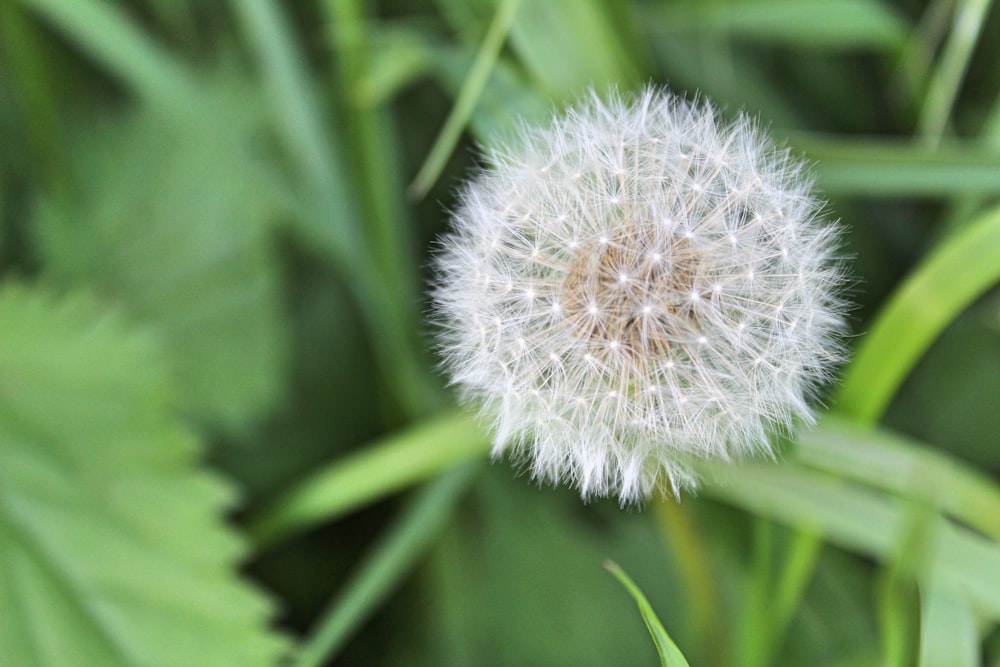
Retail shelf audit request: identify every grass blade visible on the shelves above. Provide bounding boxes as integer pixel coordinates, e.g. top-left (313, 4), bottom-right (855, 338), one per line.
top-left (917, 0), bottom-right (994, 146)
top-left (604, 561), bottom-right (692, 667)
top-left (409, 0), bottom-right (522, 198)
top-left (919, 580), bottom-right (979, 667)
top-left (796, 419), bottom-right (1000, 540)
top-left (835, 202), bottom-right (1000, 423)
top-left (701, 462), bottom-right (1000, 621)
top-left (644, 0), bottom-right (908, 51)
top-left (248, 411), bottom-right (487, 547)
top-left (794, 134), bottom-right (1000, 196)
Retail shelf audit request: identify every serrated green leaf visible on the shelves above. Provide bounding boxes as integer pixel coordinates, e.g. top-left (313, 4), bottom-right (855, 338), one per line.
top-left (604, 561), bottom-right (691, 667)
top-left (35, 73), bottom-right (289, 429)
top-left (0, 284), bottom-right (287, 667)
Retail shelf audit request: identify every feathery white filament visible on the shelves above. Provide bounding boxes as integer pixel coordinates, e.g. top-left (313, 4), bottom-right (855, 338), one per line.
top-left (433, 87), bottom-right (846, 503)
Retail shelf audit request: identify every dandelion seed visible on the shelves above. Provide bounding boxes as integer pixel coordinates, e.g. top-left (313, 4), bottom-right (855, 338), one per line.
top-left (432, 86), bottom-right (846, 503)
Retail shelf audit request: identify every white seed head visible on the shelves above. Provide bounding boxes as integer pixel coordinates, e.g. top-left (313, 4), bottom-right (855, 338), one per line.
top-left (432, 87), bottom-right (846, 503)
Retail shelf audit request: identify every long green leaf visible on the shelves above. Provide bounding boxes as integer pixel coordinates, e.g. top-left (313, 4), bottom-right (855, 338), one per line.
top-left (231, 0), bottom-right (439, 417)
top-left (836, 202), bottom-right (1000, 423)
top-left (248, 411), bottom-right (487, 547)
top-left (604, 561), bottom-right (692, 667)
top-left (644, 0), bottom-right (908, 51)
top-left (918, 579), bottom-right (979, 667)
top-left (795, 135), bottom-right (1000, 196)
top-left (508, 0), bottom-right (643, 99)
top-left (0, 284), bottom-right (287, 666)
top-left (228, 0), bottom-right (360, 261)
top-left (701, 462), bottom-right (1000, 621)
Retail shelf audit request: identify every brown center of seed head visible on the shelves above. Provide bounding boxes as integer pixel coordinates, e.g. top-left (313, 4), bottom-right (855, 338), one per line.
top-left (561, 227), bottom-right (704, 362)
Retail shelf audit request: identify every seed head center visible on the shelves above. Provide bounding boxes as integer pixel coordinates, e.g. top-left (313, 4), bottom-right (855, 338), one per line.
top-left (561, 227), bottom-right (703, 360)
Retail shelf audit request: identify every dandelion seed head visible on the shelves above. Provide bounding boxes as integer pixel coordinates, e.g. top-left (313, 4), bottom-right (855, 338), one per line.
top-left (432, 86), bottom-right (847, 503)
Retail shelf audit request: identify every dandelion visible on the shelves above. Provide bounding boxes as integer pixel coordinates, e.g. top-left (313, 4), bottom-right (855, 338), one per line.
top-left (432, 87), bottom-right (846, 503)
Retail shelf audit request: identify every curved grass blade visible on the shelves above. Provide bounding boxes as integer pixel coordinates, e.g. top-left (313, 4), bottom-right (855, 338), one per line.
top-left (604, 561), bottom-right (692, 667)
top-left (836, 202), bottom-right (1000, 423)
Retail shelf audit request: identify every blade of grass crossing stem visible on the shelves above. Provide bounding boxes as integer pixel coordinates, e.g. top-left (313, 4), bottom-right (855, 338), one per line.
top-left (409, 0), bottom-right (522, 198)
top-left (836, 202), bottom-right (1000, 424)
top-left (604, 561), bottom-right (692, 667)
top-left (877, 500), bottom-right (935, 667)
top-left (18, 0), bottom-right (195, 105)
top-left (700, 462), bottom-right (1000, 621)
top-left (796, 419), bottom-right (1000, 541)
top-left (248, 411), bottom-right (487, 548)
top-left (917, 0), bottom-right (994, 146)
top-left (292, 464), bottom-right (479, 667)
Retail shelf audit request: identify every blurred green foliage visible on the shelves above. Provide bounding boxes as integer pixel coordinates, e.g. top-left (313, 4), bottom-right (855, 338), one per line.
top-left (1, 0), bottom-right (999, 666)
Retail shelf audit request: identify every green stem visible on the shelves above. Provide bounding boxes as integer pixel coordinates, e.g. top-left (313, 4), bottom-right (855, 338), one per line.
top-left (324, 0), bottom-right (421, 340)
top-left (654, 499), bottom-right (726, 666)
top-left (916, 0), bottom-right (994, 146)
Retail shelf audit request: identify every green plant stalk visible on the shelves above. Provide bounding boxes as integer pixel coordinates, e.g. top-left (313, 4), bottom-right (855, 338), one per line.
top-left (291, 463), bottom-right (479, 667)
top-left (737, 517), bottom-right (774, 667)
top-left (248, 410), bottom-right (487, 547)
top-left (409, 0), bottom-right (523, 198)
top-left (836, 202), bottom-right (1000, 424)
top-left (653, 500), bottom-right (727, 667)
top-left (917, 0), bottom-right (994, 146)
